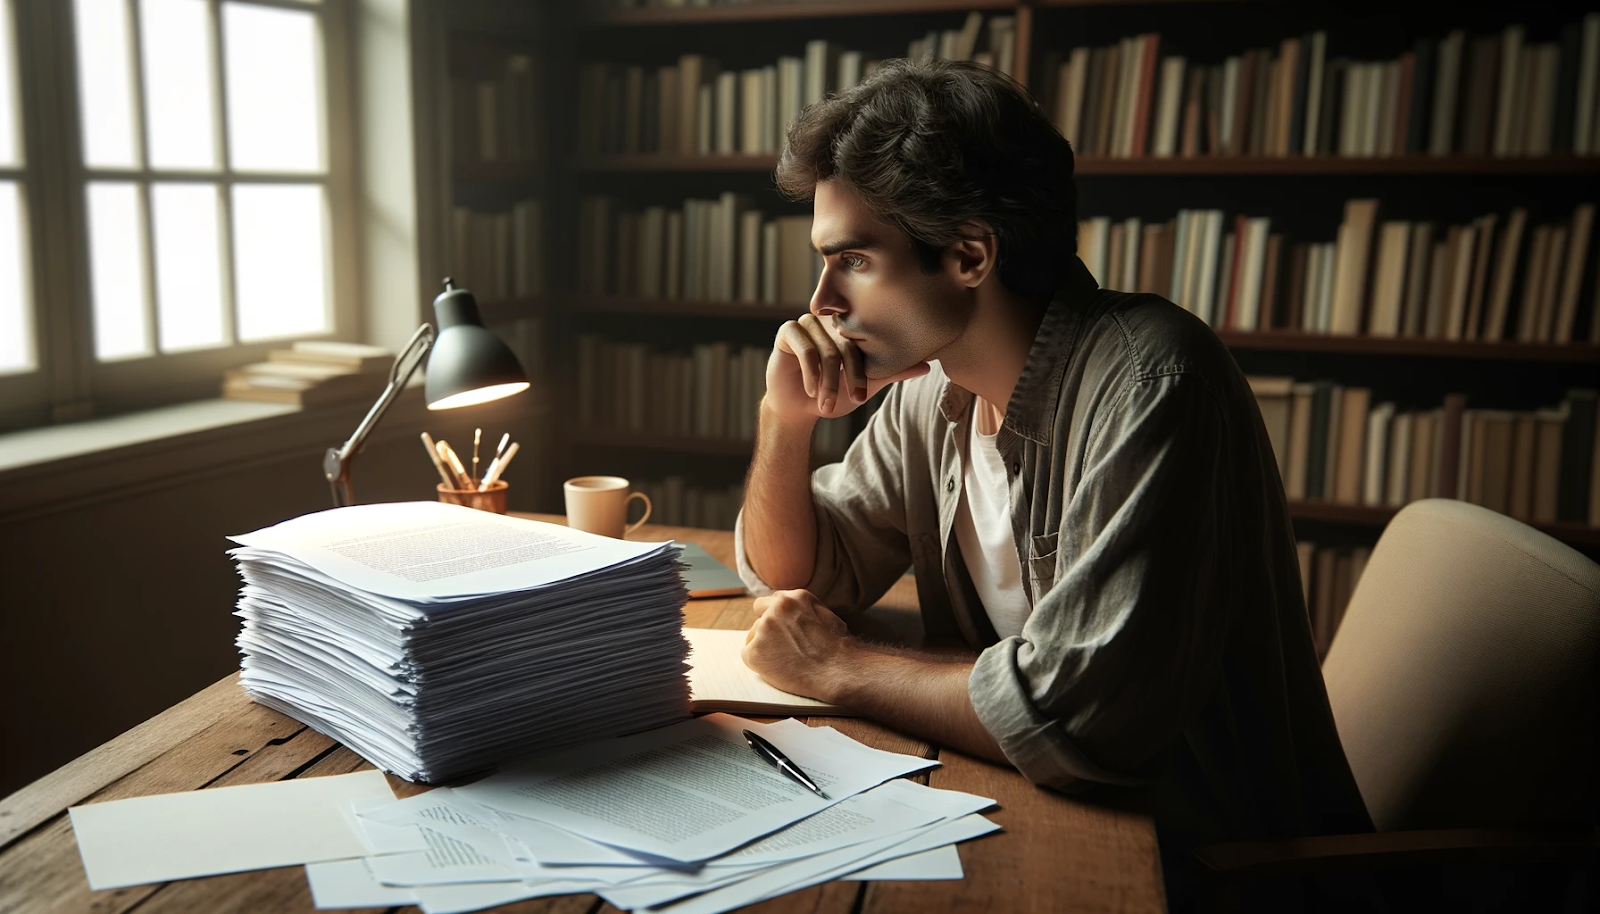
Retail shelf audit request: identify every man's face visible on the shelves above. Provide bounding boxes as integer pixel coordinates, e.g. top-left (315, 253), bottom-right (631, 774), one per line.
top-left (809, 181), bottom-right (970, 379)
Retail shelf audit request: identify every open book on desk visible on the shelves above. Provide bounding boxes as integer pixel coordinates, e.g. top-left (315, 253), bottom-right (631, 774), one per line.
top-left (685, 627), bottom-right (847, 716)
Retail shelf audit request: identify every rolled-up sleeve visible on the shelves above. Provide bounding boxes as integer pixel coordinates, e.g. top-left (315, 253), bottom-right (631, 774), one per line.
top-left (735, 383), bottom-right (917, 613)
top-left (969, 372), bottom-right (1232, 790)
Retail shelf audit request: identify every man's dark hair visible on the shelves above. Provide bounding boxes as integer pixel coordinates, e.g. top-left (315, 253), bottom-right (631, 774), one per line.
top-left (776, 58), bottom-right (1077, 301)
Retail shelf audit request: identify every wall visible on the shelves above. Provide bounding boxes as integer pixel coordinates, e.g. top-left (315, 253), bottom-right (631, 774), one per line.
top-left (0, 392), bottom-right (553, 797)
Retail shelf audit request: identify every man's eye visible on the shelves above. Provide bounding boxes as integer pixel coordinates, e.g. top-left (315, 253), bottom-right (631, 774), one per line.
top-left (842, 255), bottom-right (866, 269)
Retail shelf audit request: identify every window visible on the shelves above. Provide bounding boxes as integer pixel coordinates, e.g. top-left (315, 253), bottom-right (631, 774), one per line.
top-left (0, 0), bottom-right (353, 427)
top-left (0, 0), bottom-right (32, 380)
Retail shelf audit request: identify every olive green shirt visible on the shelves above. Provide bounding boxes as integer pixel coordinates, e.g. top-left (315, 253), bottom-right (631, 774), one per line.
top-left (735, 257), bottom-right (1372, 845)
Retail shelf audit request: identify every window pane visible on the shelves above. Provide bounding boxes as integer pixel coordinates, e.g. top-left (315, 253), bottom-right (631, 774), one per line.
top-left (232, 183), bottom-right (326, 341)
top-left (151, 183), bottom-right (225, 350)
top-left (140, 0), bottom-right (217, 170)
top-left (0, 0), bottom-right (19, 166)
top-left (223, 3), bottom-right (322, 172)
top-left (87, 182), bottom-right (150, 359)
top-left (0, 182), bottom-right (31, 373)
top-left (74, 0), bottom-right (140, 168)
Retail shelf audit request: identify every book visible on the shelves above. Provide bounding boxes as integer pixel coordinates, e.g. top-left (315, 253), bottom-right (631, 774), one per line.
top-left (1329, 199), bottom-right (1379, 335)
top-left (268, 340), bottom-right (392, 373)
top-left (1508, 414), bottom-right (1538, 521)
top-left (1333, 386), bottom-right (1371, 505)
top-left (1363, 401), bottom-right (1395, 507)
top-left (685, 628), bottom-right (843, 716)
top-left (1559, 389), bottom-right (1598, 522)
top-left (1483, 208), bottom-right (1529, 342)
top-left (1287, 382), bottom-right (1316, 499)
top-left (1409, 409), bottom-right (1438, 500)
top-left (1386, 411), bottom-right (1415, 508)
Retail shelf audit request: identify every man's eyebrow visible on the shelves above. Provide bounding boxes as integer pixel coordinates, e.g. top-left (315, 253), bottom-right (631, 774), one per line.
top-left (814, 236), bottom-right (875, 256)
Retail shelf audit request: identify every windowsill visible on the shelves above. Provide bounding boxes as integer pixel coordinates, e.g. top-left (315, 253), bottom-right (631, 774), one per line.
top-left (0, 399), bottom-right (299, 474)
top-left (0, 380), bottom-right (435, 521)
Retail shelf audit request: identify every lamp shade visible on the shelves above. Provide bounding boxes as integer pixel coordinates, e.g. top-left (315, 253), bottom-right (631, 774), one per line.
top-left (424, 279), bottom-right (530, 410)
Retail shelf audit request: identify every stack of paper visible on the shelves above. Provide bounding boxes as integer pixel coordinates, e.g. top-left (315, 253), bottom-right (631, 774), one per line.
top-left (228, 502), bottom-right (693, 782)
top-left (306, 713), bottom-right (1000, 914)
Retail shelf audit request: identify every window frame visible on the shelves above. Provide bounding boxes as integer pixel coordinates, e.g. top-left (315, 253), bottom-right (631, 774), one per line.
top-left (0, 0), bottom-right (359, 428)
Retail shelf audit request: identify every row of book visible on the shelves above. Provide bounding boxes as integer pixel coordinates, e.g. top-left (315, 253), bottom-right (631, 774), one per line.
top-left (449, 200), bottom-right (545, 302)
top-left (1249, 378), bottom-right (1600, 527)
top-left (633, 476), bottom-right (747, 532)
top-left (576, 11), bottom-right (1016, 157)
top-left (575, 334), bottom-right (852, 458)
top-left (1084, 201), bottom-right (1599, 344)
top-left (446, 54), bottom-right (542, 165)
top-left (1049, 16), bottom-right (1600, 160)
top-left (576, 194), bottom-right (821, 305)
top-left (1297, 541), bottom-right (1372, 661)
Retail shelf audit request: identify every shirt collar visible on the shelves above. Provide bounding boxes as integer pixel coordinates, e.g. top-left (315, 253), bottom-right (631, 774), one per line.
top-left (936, 256), bottom-right (1100, 445)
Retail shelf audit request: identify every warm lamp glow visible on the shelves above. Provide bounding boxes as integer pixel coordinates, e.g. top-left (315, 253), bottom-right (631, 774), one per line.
top-left (427, 381), bottom-right (530, 410)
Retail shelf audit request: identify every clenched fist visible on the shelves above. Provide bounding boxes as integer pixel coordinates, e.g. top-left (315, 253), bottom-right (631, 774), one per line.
top-left (741, 589), bottom-right (859, 701)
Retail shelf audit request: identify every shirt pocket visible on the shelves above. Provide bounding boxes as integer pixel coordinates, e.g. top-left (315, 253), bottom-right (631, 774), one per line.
top-left (1027, 531), bottom-right (1061, 596)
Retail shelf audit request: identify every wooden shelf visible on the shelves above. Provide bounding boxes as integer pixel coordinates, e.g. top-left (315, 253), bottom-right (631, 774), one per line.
top-left (569, 296), bottom-right (804, 320)
top-left (573, 153), bottom-right (1600, 176)
top-left (477, 297), bottom-right (549, 325)
top-left (582, 0), bottom-right (1020, 27)
top-left (453, 162), bottom-right (543, 183)
top-left (559, 299), bottom-right (1599, 361)
top-left (1287, 500), bottom-right (1600, 549)
top-left (1216, 330), bottom-right (1600, 363)
top-left (578, 154), bottom-right (779, 172)
top-left (571, 428), bottom-right (755, 457)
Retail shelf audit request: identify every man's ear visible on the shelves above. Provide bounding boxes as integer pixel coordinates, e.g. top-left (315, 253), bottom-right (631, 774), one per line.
top-left (946, 220), bottom-right (998, 290)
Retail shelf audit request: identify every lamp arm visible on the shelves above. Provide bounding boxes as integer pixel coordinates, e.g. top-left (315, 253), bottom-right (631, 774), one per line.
top-left (323, 323), bottom-right (437, 507)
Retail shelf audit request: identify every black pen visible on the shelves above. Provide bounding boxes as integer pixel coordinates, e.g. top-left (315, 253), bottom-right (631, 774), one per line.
top-left (742, 729), bottom-right (831, 800)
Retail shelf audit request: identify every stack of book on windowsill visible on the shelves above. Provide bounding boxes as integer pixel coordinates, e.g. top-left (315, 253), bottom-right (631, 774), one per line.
top-left (221, 340), bottom-right (393, 407)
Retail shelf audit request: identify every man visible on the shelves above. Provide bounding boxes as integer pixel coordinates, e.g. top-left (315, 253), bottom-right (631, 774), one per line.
top-left (734, 59), bottom-right (1372, 895)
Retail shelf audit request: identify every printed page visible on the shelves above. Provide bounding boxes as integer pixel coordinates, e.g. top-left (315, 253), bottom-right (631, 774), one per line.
top-left (647, 815), bottom-right (1001, 914)
top-left (592, 779), bottom-right (995, 909)
top-left (685, 628), bottom-right (839, 714)
top-left (230, 502), bottom-right (670, 601)
top-left (454, 713), bottom-right (935, 863)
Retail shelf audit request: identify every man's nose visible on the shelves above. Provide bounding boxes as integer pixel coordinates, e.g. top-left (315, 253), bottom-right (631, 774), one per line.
top-left (810, 266), bottom-right (847, 318)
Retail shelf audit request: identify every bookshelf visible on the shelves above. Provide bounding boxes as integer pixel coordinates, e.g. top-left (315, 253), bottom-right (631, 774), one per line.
top-left (445, 0), bottom-right (1600, 572)
top-left (574, 153), bottom-right (1600, 175)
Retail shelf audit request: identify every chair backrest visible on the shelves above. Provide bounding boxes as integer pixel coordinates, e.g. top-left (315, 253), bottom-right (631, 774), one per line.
top-left (1321, 499), bottom-right (1600, 833)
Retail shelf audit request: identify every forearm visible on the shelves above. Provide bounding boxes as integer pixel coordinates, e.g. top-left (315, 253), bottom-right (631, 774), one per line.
top-left (742, 398), bottom-right (820, 589)
top-left (821, 643), bottom-right (1008, 766)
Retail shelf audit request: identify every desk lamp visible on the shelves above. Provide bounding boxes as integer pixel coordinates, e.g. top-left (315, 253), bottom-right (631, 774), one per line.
top-left (323, 278), bottom-right (529, 506)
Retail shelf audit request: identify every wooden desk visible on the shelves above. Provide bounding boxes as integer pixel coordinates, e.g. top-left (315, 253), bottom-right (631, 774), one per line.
top-left (0, 518), bottom-right (1165, 914)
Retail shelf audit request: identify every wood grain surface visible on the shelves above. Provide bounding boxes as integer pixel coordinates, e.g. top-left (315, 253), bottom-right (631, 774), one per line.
top-left (0, 517), bottom-right (1164, 914)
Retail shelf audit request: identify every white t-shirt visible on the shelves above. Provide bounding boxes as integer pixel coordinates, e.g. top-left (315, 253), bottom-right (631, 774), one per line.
top-left (952, 399), bottom-right (1032, 640)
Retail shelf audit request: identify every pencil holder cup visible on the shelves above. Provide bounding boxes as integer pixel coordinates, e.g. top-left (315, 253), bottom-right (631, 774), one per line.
top-left (437, 480), bottom-right (509, 514)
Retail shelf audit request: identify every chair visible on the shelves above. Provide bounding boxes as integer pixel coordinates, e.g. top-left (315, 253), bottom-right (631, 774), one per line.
top-left (1193, 498), bottom-right (1600, 911)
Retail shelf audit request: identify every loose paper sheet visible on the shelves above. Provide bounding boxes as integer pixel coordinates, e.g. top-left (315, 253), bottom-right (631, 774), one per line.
top-left (69, 771), bottom-right (395, 890)
top-left (455, 713), bottom-right (935, 863)
top-left (844, 845), bottom-right (963, 881)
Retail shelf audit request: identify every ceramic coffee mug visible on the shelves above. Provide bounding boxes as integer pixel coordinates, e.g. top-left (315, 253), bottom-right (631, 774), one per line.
top-left (563, 476), bottom-right (652, 538)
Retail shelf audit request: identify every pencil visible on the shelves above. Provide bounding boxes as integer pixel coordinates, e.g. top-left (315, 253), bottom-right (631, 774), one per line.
top-left (472, 428), bottom-right (482, 484)
top-left (479, 441), bottom-right (519, 489)
top-left (419, 432), bottom-right (455, 488)
top-left (437, 440), bottom-right (471, 489)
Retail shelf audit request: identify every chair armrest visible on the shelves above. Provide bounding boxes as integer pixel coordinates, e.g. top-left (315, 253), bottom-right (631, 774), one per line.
top-left (1193, 827), bottom-right (1600, 882)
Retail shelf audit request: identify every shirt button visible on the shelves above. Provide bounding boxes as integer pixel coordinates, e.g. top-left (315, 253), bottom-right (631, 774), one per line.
top-left (946, 477), bottom-right (956, 493)
top-left (1010, 461), bottom-right (1020, 473)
